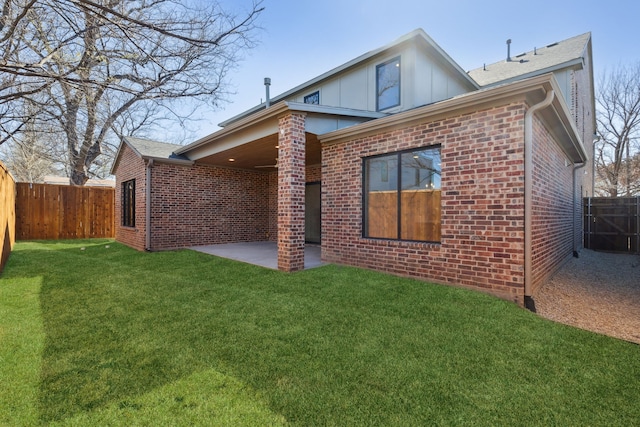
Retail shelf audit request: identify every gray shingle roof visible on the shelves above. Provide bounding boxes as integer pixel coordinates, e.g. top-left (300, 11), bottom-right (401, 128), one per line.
top-left (123, 136), bottom-right (186, 159)
top-left (468, 33), bottom-right (591, 87)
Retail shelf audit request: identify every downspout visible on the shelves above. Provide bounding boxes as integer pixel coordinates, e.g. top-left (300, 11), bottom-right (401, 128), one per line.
top-left (572, 162), bottom-right (586, 258)
top-left (591, 135), bottom-right (600, 196)
top-left (523, 89), bottom-right (555, 311)
top-left (145, 158), bottom-right (154, 251)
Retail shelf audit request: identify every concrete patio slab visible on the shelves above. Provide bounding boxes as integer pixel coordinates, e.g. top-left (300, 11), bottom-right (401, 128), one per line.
top-left (190, 241), bottom-right (324, 270)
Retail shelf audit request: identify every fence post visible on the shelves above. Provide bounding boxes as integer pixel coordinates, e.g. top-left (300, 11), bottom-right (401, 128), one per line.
top-left (587, 197), bottom-right (591, 250)
top-left (637, 196), bottom-right (639, 254)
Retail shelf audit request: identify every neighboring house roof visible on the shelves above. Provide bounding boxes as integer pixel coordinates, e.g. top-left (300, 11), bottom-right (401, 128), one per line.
top-left (468, 32), bottom-right (591, 87)
top-left (42, 176), bottom-right (116, 187)
top-left (218, 28), bottom-right (479, 128)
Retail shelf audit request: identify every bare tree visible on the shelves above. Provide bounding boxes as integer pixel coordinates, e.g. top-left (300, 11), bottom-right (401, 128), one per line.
top-left (595, 62), bottom-right (640, 196)
top-left (1, 137), bottom-right (58, 182)
top-left (0, 102), bottom-right (61, 182)
top-left (0, 0), bottom-right (263, 184)
top-left (596, 152), bottom-right (640, 196)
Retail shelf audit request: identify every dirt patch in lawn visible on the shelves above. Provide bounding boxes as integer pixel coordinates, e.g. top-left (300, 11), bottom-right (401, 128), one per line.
top-left (535, 249), bottom-right (640, 345)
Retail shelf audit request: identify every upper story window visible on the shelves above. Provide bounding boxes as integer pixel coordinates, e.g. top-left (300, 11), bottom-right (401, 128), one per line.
top-left (376, 57), bottom-right (401, 111)
top-left (304, 91), bottom-right (320, 105)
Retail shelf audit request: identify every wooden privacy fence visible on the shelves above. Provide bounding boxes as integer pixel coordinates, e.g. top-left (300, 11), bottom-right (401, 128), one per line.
top-left (16, 183), bottom-right (115, 240)
top-left (367, 190), bottom-right (441, 241)
top-left (0, 161), bottom-right (16, 272)
top-left (583, 197), bottom-right (639, 253)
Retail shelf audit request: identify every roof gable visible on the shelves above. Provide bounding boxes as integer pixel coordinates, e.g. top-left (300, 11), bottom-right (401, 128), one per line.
top-left (468, 33), bottom-right (591, 87)
top-left (219, 28), bottom-right (479, 127)
top-left (123, 136), bottom-right (183, 159)
top-left (110, 136), bottom-right (190, 174)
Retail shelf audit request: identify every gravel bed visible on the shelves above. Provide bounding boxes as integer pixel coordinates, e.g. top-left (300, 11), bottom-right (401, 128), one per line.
top-left (534, 249), bottom-right (640, 345)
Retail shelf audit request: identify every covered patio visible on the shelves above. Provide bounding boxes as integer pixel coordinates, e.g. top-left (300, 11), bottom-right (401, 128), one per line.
top-left (174, 101), bottom-right (384, 272)
top-left (191, 241), bottom-right (324, 270)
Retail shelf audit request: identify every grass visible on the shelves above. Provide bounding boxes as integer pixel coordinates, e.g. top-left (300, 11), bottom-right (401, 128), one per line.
top-left (1, 239), bottom-right (639, 426)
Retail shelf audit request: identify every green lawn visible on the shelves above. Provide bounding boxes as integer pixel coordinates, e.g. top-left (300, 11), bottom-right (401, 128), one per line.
top-left (1, 239), bottom-right (638, 426)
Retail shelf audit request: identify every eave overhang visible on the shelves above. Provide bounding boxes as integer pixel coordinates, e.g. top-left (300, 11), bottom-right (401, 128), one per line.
top-left (176, 101), bottom-right (385, 162)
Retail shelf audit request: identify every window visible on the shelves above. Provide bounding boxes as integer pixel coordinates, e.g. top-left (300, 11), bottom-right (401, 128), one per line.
top-left (304, 91), bottom-right (320, 105)
top-left (122, 179), bottom-right (135, 227)
top-left (376, 57), bottom-right (401, 111)
top-left (364, 146), bottom-right (441, 242)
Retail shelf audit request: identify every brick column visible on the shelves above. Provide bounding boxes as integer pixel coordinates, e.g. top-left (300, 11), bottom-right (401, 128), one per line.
top-left (277, 112), bottom-right (306, 271)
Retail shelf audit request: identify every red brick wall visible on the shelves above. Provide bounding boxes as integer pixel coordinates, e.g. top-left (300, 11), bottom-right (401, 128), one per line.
top-left (306, 164), bottom-right (321, 182)
top-left (277, 113), bottom-right (307, 271)
top-left (267, 171), bottom-right (278, 241)
top-left (115, 144), bottom-right (321, 251)
top-left (323, 102), bottom-right (528, 303)
top-left (114, 144), bottom-right (147, 251)
top-left (530, 116), bottom-right (575, 293)
top-left (148, 162), bottom-right (270, 250)
top-left (266, 164), bottom-right (321, 242)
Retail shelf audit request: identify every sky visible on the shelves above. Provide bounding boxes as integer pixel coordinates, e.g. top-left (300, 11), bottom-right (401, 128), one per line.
top-left (180, 0), bottom-right (640, 142)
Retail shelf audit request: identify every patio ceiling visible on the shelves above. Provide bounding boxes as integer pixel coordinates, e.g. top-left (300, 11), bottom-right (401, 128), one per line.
top-left (194, 132), bottom-right (321, 170)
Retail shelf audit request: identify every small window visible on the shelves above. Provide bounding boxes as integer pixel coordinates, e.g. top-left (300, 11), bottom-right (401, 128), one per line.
top-left (122, 179), bottom-right (135, 227)
top-left (364, 146), bottom-right (441, 242)
top-left (376, 57), bottom-right (401, 111)
top-left (304, 91), bottom-right (320, 105)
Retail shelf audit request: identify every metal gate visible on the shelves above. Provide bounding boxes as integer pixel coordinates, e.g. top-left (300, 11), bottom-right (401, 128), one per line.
top-left (584, 197), bottom-right (640, 253)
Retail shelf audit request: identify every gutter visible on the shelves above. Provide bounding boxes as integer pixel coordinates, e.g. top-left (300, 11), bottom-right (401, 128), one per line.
top-left (523, 89), bottom-right (555, 311)
top-left (145, 158), bottom-right (153, 251)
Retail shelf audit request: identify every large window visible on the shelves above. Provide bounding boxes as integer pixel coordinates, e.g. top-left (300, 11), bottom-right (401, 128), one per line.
top-left (364, 146), bottom-right (441, 242)
top-left (376, 57), bottom-right (401, 111)
top-left (122, 179), bottom-right (135, 227)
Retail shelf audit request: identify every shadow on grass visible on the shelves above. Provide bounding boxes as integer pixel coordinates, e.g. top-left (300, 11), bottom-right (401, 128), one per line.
top-left (24, 241), bottom-right (288, 424)
top-left (3, 240), bottom-right (640, 425)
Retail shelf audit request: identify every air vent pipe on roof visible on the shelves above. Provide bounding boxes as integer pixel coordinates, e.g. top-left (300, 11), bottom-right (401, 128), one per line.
top-left (264, 77), bottom-right (271, 108)
top-left (506, 39), bottom-right (512, 62)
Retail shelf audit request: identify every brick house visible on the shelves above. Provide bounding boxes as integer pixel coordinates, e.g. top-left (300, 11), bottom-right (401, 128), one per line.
top-left (112, 29), bottom-right (594, 306)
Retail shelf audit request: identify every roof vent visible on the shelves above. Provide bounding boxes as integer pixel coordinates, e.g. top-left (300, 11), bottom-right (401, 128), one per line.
top-left (264, 77), bottom-right (271, 108)
top-left (506, 39), bottom-right (512, 62)
top-left (546, 42), bottom-right (558, 48)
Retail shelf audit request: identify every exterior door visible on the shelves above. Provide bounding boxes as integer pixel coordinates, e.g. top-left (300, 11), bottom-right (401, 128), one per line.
top-left (305, 182), bottom-right (321, 243)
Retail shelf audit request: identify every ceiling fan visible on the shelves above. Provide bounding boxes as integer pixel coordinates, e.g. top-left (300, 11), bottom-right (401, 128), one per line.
top-left (255, 157), bottom-right (278, 169)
